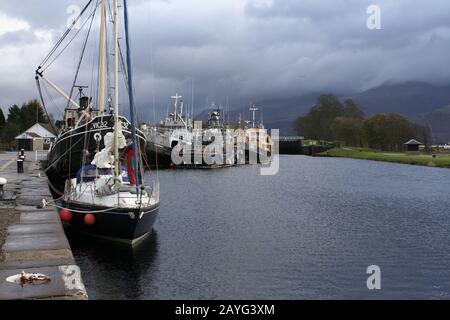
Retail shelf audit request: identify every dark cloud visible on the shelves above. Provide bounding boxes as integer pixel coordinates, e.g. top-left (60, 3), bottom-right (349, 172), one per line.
top-left (1, 0), bottom-right (450, 121)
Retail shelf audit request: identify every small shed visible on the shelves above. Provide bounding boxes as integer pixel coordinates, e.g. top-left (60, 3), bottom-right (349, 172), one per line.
top-left (404, 139), bottom-right (423, 152)
top-left (15, 123), bottom-right (56, 151)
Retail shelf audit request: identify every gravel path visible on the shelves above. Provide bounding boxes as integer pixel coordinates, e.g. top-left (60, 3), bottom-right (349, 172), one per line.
top-left (0, 152), bottom-right (22, 261)
top-left (0, 206), bottom-right (20, 261)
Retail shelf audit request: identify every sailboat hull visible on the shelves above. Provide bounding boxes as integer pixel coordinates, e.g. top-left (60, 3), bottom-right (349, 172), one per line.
top-left (58, 200), bottom-right (159, 243)
top-left (145, 141), bottom-right (173, 169)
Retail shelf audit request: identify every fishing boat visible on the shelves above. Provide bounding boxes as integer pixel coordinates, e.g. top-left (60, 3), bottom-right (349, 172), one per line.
top-left (35, 0), bottom-right (147, 197)
top-left (41, 0), bottom-right (159, 242)
top-left (144, 93), bottom-right (192, 168)
top-left (44, 111), bottom-right (147, 197)
top-left (235, 106), bottom-right (272, 165)
top-left (170, 104), bottom-right (236, 169)
top-left (193, 105), bottom-right (235, 168)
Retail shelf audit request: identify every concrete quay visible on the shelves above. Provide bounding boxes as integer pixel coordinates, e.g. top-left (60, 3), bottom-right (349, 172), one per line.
top-left (0, 152), bottom-right (87, 300)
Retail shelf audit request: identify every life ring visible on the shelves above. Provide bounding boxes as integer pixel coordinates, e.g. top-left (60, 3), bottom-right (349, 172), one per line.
top-left (94, 132), bottom-right (102, 142)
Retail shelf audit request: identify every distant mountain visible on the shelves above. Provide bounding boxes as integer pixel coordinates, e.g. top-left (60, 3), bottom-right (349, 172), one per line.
top-left (243, 94), bottom-right (318, 135)
top-left (350, 82), bottom-right (450, 143)
top-left (196, 82), bottom-right (450, 139)
top-left (260, 82), bottom-right (450, 138)
top-left (416, 105), bottom-right (450, 144)
top-left (196, 94), bottom-right (318, 135)
top-left (350, 82), bottom-right (450, 117)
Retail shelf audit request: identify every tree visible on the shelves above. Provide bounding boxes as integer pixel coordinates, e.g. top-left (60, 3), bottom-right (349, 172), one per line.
top-left (2, 100), bottom-right (50, 143)
top-left (294, 95), bottom-right (366, 144)
top-left (0, 108), bottom-right (5, 137)
top-left (362, 113), bottom-right (416, 151)
top-left (414, 123), bottom-right (431, 147)
top-left (295, 94), bottom-right (345, 140)
top-left (3, 122), bottom-right (20, 143)
top-left (0, 107), bottom-right (6, 142)
top-left (331, 116), bottom-right (364, 146)
top-left (3, 105), bottom-right (21, 142)
top-left (343, 99), bottom-right (365, 119)
top-left (7, 104), bottom-right (21, 124)
top-left (20, 99), bottom-right (48, 132)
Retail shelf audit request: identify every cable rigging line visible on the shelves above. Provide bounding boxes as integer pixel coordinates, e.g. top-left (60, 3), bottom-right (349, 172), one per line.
top-left (66, 0), bottom-right (99, 110)
top-left (35, 77), bottom-right (57, 133)
top-left (39, 0), bottom-right (94, 69)
top-left (42, 4), bottom-right (100, 73)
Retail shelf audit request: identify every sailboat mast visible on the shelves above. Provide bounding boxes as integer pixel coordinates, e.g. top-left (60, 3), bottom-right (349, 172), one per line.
top-left (113, 0), bottom-right (120, 177)
top-left (124, 0), bottom-right (141, 194)
top-left (98, 0), bottom-right (107, 113)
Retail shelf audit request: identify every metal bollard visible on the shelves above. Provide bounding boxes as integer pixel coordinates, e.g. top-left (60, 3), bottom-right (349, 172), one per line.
top-left (0, 177), bottom-right (6, 197)
top-left (17, 159), bottom-right (24, 173)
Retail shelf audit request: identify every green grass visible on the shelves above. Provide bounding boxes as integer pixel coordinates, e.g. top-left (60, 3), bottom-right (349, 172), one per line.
top-left (319, 147), bottom-right (450, 168)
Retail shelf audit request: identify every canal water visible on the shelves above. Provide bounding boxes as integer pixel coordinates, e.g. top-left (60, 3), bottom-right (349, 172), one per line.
top-left (68, 155), bottom-right (450, 299)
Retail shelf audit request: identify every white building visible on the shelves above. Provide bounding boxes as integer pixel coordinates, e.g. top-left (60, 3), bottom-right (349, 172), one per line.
top-left (15, 123), bottom-right (56, 151)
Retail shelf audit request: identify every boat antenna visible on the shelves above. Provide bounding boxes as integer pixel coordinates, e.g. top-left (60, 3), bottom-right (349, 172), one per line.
top-left (225, 96), bottom-right (229, 125)
top-left (191, 79), bottom-right (194, 124)
top-left (261, 109), bottom-right (264, 127)
top-left (171, 93), bottom-right (182, 120)
top-left (123, 0), bottom-right (140, 195)
top-left (249, 105), bottom-right (259, 128)
top-left (180, 99), bottom-right (184, 121)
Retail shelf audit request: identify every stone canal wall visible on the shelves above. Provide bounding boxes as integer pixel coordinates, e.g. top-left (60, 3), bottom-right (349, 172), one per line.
top-left (0, 152), bottom-right (87, 300)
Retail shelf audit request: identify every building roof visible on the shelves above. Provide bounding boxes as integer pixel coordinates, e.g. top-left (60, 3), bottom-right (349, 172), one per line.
top-left (26, 132), bottom-right (41, 138)
top-left (16, 132), bottom-right (40, 139)
top-left (404, 139), bottom-right (424, 145)
top-left (15, 123), bottom-right (57, 140)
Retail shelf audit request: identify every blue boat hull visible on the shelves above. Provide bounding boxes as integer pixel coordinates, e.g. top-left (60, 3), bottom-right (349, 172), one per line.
top-left (58, 200), bottom-right (159, 243)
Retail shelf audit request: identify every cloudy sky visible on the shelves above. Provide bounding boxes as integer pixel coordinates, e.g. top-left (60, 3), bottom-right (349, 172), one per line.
top-left (1, 0), bottom-right (450, 121)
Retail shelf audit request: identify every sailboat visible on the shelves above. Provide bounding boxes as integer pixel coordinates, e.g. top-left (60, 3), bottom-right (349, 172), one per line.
top-left (39, 0), bottom-right (159, 242)
top-left (36, 0), bottom-right (147, 198)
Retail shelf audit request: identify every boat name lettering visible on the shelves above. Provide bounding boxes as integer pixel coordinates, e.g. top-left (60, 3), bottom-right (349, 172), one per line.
top-left (91, 121), bottom-right (109, 130)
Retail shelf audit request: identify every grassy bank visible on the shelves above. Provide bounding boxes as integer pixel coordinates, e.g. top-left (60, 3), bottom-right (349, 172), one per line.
top-left (319, 147), bottom-right (450, 168)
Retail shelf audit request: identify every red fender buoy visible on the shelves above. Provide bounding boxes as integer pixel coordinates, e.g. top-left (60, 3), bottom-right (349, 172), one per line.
top-left (59, 209), bottom-right (73, 222)
top-left (84, 213), bottom-right (96, 226)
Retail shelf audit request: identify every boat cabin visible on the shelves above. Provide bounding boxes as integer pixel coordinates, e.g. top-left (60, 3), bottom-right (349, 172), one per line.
top-left (76, 165), bottom-right (130, 184)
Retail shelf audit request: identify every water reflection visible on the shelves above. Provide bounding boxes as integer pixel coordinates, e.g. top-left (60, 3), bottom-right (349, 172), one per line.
top-left (69, 157), bottom-right (450, 299)
top-left (67, 229), bottom-right (159, 299)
